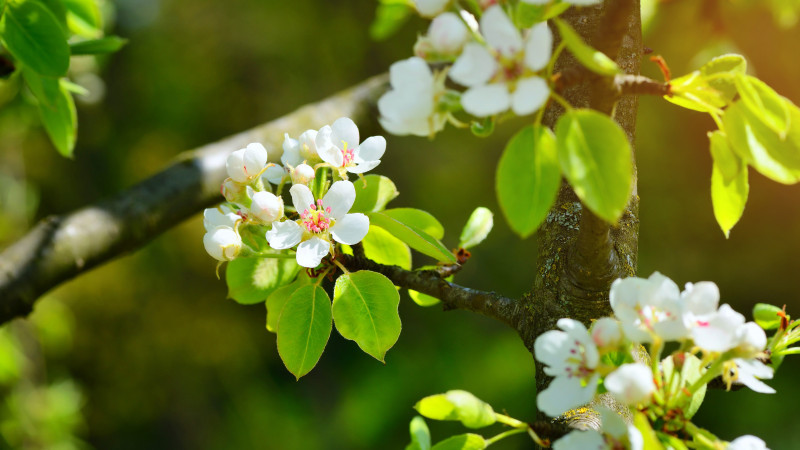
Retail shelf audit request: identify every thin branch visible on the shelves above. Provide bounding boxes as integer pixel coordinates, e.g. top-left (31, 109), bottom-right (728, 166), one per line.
top-left (339, 254), bottom-right (522, 329)
top-left (0, 74), bottom-right (389, 325)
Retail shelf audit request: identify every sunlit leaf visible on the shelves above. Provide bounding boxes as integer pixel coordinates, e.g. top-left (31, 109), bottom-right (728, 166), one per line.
top-left (734, 74), bottom-right (791, 136)
top-left (458, 207), bottom-right (493, 250)
top-left (753, 303), bottom-right (784, 330)
top-left (406, 416), bottom-right (432, 450)
top-left (370, 1), bottom-right (412, 41)
top-left (266, 275), bottom-right (311, 333)
top-left (711, 158), bottom-right (748, 238)
top-left (1, 0), bottom-right (69, 77)
top-left (350, 174), bottom-right (399, 213)
top-left (383, 208), bottom-right (445, 240)
top-left (226, 255), bottom-right (301, 305)
top-left (415, 390), bottom-right (496, 429)
top-left (70, 36), bottom-right (128, 55)
top-left (708, 130), bottom-right (743, 184)
top-left (276, 285), bottom-right (332, 379)
top-left (431, 434), bottom-right (486, 450)
top-left (369, 212), bottom-right (456, 263)
top-left (700, 53), bottom-right (746, 103)
top-left (515, 1), bottom-right (569, 28)
top-left (554, 19), bottom-right (621, 76)
top-left (62, 0), bottom-right (102, 38)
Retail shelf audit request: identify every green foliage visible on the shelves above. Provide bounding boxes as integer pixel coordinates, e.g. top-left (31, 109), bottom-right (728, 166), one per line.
top-left (350, 174), bottom-right (399, 213)
top-left (734, 74), bottom-right (791, 136)
top-left (24, 72), bottom-right (77, 157)
top-left (332, 271), bottom-right (401, 362)
top-left (266, 275), bottom-right (311, 333)
top-left (369, 211), bottom-right (457, 263)
top-left (458, 207), bottom-right (493, 250)
top-left (711, 153), bottom-right (748, 238)
top-left (496, 124), bottom-right (559, 238)
top-left (370, 0), bottom-right (412, 41)
top-left (634, 412), bottom-right (664, 450)
top-left (555, 109), bottom-right (633, 223)
top-left (383, 208), bottom-right (445, 240)
top-left (406, 416), bottom-right (432, 450)
top-left (661, 354), bottom-right (707, 419)
top-left (414, 390), bottom-right (496, 429)
top-left (70, 35), bottom-right (127, 55)
top-left (1, 0), bottom-right (69, 77)
top-left (62, 0), bottom-right (101, 37)
top-left (226, 255), bottom-right (300, 305)
top-left (701, 54), bottom-right (746, 103)
top-left (360, 225), bottom-right (412, 269)
top-left (754, 303), bottom-right (784, 330)
top-left (514, 1), bottom-right (569, 28)
top-left (554, 18), bottom-right (621, 76)
top-left (276, 285), bottom-right (332, 379)
top-left (431, 434), bottom-right (486, 450)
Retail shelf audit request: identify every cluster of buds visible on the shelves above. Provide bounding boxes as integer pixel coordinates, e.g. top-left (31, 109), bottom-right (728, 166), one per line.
top-left (536, 272), bottom-right (774, 450)
top-left (202, 118), bottom-right (384, 268)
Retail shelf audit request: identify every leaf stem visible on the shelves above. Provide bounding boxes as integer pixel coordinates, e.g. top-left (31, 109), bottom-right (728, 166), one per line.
top-left (485, 428), bottom-right (526, 446)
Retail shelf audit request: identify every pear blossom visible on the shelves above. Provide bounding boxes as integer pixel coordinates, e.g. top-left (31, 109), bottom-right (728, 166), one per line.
top-left (414, 0), bottom-right (449, 18)
top-left (728, 435), bottom-right (769, 450)
top-left (266, 181), bottom-right (369, 268)
top-left (691, 304), bottom-right (746, 353)
top-left (226, 143), bottom-right (269, 183)
top-left (203, 205), bottom-right (241, 232)
top-left (379, 57), bottom-right (447, 137)
top-left (316, 118), bottom-right (386, 176)
top-left (604, 363), bottom-right (655, 406)
top-left (552, 430), bottom-right (605, 450)
top-left (203, 227), bottom-right (242, 261)
top-left (610, 272), bottom-right (688, 343)
top-left (522, 0), bottom-right (602, 5)
top-left (290, 163), bottom-right (316, 185)
top-left (449, 6), bottom-right (552, 117)
top-left (250, 191), bottom-right (284, 224)
top-left (729, 358), bottom-right (775, 394)
top-left (552, 407), bottom-right (644, 450)
top-left (534, 318), bottom-right (600, 417)
top-left (263, 164), bottom-right (288, 185)
top-left (416, 12), bottom-right (469, 58)
top-left (221, 178), bottom-right (247, 204)
top-left (282, 130), bottom-right (321, 167)
top-left (590, 317), bottom-right (622, 349)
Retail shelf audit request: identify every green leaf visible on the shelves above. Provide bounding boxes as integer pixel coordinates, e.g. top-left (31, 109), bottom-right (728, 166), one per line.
top-left (62, 0), bottom-right (102, 38)
top-left (515, 1), bottom-right (570, 28)
top-left (70, 36), bottom-right (127, 55)
top-left (383, 208), bottom-right (445, 240)
top-left (666, 71), bottom-right (728, 113)
top-left (332, 271), bottom-right (402, 362)
top-left (554, 19), bottom-right (621, 76)
top-left (458, 207), bottom-right (493, 250)
top-left (226, 255), bottom-right (301, 305)
top-left (700, 53), bottom-right (746, 103)
top-left (734, 74), bottom-right (791, 136)
top-left (276, 285), bottom-right (332, 379)
top-left (657, 432), bottom-right (690, 450)
top-left (25, 72), bottom-right (77, 157)
top-left (1, 0), bottom-right (70, 77)
top-left (370, 1), bottom-right (411, 41)
top-left (407, 416), bottom-right (432, 450)
top-left (266, 275), bottom-right (312, 333)
top-left (369, 212), bottom-right (457, 263)
top-left (556, 109), bottom-right (633, 223)
top-left (661, 353), bottom-right (706, 419)
top-left (496, 125), bottom-right (560, 238)
top-left (350, 174), bottom-right (399, 213)
top-left (361, 225), bottom-right (412, 270)
top-left (711, 157), bottom-right (748, 238)
top-left (633, 412), bottom-right (664, 450)
top-left (415, 390), bottom-right (496, 429)
top-left (753, 303), bottom-right (784, 330)
top-left (431, 434), bottom-right (486, 450)
top-left (408, 288), bottom-right (441, 307)
top-left (723, 101), bottom-right (800, 184)
top-left (708, 131), bottom-right (743, 184)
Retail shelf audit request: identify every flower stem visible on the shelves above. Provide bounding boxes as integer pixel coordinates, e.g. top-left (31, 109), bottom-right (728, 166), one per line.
top-left (494, 413), bottom-right (526, 428)
top-left (687, 353), bottom-right (730, 395)
top-left (485, 428), bottom-right (526, 446)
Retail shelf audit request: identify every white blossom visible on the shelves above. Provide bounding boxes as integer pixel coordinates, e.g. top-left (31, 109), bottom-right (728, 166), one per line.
top-left (692, 304), bottom-right (745, 353)
top-left (609, 272), bottom-right (688, 343)
top-left (604, 363), bottom-right (655, 406)
top-left (534, 319), bottom-right (600, 417)
top-left (421, 12), bottom-right (470, 56)
top-left (379, 57), bottom-right (447, 137)
top-left (590, 317), bottom-right (622, 349)
top-left (316, 117), bottom-right (386, 175)
top-left (250, 191), bottom-right (284, 224)
top-left (730, 358), bottom-right (775, 394)
top-left (449, 6), bottom-right (551, 117)
top-left (203, 205), bottom-right (241, 232)
top-left (414, 0), bottom-right (450, 18)
top-left (728, 435), bottom-right (769, 450)
top-left (203, 227), bottom-right (242, 261)
top-left (290, 163), bottom-right (316, 185)
top-left (552, 407), bottom-right (644, 450)
top-left (263, 164), bottom-right (288, 185)
top-left (552, 430), bottom-right (605, 450)
top-left (266, 181), bottom-right (369, 268)
top-left (282, 130), bottom-right (321, 167)
top-left (522, 0), bottom-right (601, 4)
top-left (226, 143), bottom-right (268, 183)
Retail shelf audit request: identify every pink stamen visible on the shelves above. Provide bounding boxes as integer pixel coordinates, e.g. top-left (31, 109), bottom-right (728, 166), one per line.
top-left (300, 198), bottom-right (333, 234)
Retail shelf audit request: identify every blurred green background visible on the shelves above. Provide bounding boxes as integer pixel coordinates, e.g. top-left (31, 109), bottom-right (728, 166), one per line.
top-left (1, 0), bottom-right (800, 448)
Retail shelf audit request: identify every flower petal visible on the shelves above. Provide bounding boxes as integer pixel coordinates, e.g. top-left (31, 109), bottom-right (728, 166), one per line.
top-left (322, 181), bottom-right (356, 220)
top-left (243, 143), bottom-right (268, 176)
top-left (265, 220), bottom-right (303, 250)
top-left (552, 430), bottom-right (605, 450)
top-left (449, 43), bottom-right (497, 87)
top-left (226, 149), bottom-right (248, 182)
top-left (537, 374), bottom-right (597, 417)
top-left (534, 329), bottom-right (571, 372)
top-left (296, 236), bottom-right (330, 268)
top-left (290, 184), bottom-right (316, 213)
top-left (481, 5), bottom-right (522, 57)
top-left (263, 164), bottom-right (287, 185)
top-left (390, 57), bottom-right (434, 90)
top-left (330, 213), bottom-right (369, 245)
top-left (461, 83), bottom-right (511, 117)
top-left (348, 160), bottom-right (381, 174)
top-left (331, 117), bottom-right (359, 151)
top-left (357, 136), bottom-right (386, 161)
top-left (524, 22), bottom-right (553, 71)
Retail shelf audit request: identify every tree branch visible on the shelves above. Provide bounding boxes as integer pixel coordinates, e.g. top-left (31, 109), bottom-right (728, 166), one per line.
top-left (0, 74), bottom-right (388, 325)
top-left (339, 254), bottom-right (522, 329)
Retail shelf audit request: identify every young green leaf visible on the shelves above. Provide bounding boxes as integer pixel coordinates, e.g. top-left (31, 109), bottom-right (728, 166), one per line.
top-left (383, 208), bottom-right (445, 240)
top-left (370, 1), bottom-right (412, 41)
top-left (406, 416), bottom-right (432, 450)
top-left (661, 353), bottom-right (707, 419)
top-left (369, 212), bottom-right (457, 263)
top-left (708, 130), bottom-right (743, 184)
top-left (431, 434), bottom-right (486, 450)
top-left (360, 225), bottom-right (412, 270)
top-left (226, 255), bottom-right (301, 305)
top-left (37, 78), bottom-right (77, 158)
top-left (266, 275), bottom-right (311, 333)
top-left (408, 288), bottom-right (441, 307)
top-left (753, 303), bottom-right (784, 330)
top-left (70, 36), bottom-right (128, 55)
top-left (633, 412), bottom-right (664, 450)
top-left (276, 285), bottom-right (332, 379)
top-left (349, 174), bottom-right (399, 213)
top-left (554, 19), bottom-right (621, 76)
top-left (700, 53), bottom-right (746, 103)
top-left (711, 158), bottom-right (748, 238)
top-left (1, 0), bottom-right (70, 77)
top-left (734, 74), bottom-right (791, 136)
top-left (666, 71), bottom-right (728, 113)
top-left (515, 1), bottom-right (569, 28)
top-left (332, 271), bottom-right (401, 362)
top-left (458, 207), bottom-right (493, 250)
top-left (415, 390), bottom-right (496, 429)
top-left (62, 0), bottom-right (103, 38)
top-left (496, 125), bottom-right (560, 238)
top-left (556, 109), bottom-right (633, 223)
top-left (723, 101), bottom-right (800, 184)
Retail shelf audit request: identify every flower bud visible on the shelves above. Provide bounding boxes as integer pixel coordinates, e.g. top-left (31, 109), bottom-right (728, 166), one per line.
top-left (414, 0), bottom-right (449, 17)
top-left (221, 179), bottom-right (247, 204)
top-left (226, 143), bottom-right (268, 183)
top-left (591, 317), bottom-right (622, 349)
top-left (203, 205), bottom-right (241, 232)
top-left (250, 191), bottom-right (284, 224)
top-left (604, 363), bottom-right (655, 406)
top-left (291, 163), bottom-right (316, 185)
top-left (427, 12), bottom-right (469, 55)
top-left (297, 130), bottom-right (321, 162)
top-left (203, 227), bottom-right (242, 261)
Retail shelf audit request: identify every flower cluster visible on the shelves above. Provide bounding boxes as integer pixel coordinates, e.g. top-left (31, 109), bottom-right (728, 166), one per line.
top-left (202, 117), bottom-right (384, 268)
top-left (535, 272), bottom-right (774, 450)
